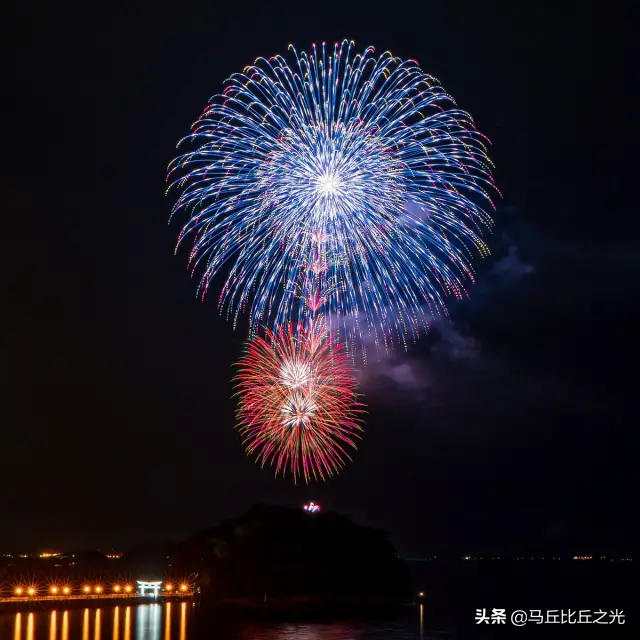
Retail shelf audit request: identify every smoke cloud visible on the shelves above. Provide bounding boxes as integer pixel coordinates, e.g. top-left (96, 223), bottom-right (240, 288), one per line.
top-left (355, 206), bottom-right (535, 407)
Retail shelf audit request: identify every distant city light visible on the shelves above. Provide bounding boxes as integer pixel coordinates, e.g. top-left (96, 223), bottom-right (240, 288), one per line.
top-left (15, 587), bottom-right (23, 595)
top-left (50, 586), bottom-right (58, 594)
top-left (303, 502), bottom-right (320, 513)
top-left (63, 587), bottom-right (70, 594)
top-left (27, 588), bottom-right (35, 596)
top-left (125, 585), bottom-right (133, 593)
top-left (95, 586), bottom-right (102, 593)
top-left (179, 584), bottom-right (188, 592)
top-left (113, 585), bottom-right (121, 592)
top-left (165, 584), bottom-right (173, 591)
top-left (83, 586), bottom-right (90, 593)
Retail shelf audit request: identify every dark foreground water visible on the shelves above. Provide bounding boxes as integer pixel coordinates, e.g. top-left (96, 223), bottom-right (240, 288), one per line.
top-left (0, 598), bottom-right (632, 639)
top-left (0, 603), bottom-right (437, 640)
top-left (0, 562), bottom-right (634, 639)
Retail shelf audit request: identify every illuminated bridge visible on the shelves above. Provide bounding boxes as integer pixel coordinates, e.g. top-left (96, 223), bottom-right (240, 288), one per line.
top-left (0, 581), bottom-right (194, 608)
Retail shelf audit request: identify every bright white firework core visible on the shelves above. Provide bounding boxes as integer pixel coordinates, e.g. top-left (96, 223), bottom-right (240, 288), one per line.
top-left (279, 359), bottom-right (312, 389)
top-left (317, 172), bottom-right (341, 197)
top-left (281, 392), bottom-right (317, 428)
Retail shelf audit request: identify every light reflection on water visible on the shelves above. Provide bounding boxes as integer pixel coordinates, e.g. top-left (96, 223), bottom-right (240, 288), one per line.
top-left (49, 611), bottom-right (55, 640)
top-left (5, 604), bottom-right (189, 640)
top-left (2, 602), bottom-right (434, 639)
top-left (113, 608), bottom-right (119, 640)
top-left (124, 606), bottom-right (131, 640)
top-left (236, 614), bottom-right (434, 640)
top-left (62, 612), bottom-right (69, 640)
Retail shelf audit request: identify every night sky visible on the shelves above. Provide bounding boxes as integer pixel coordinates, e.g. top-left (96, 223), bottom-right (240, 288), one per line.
top-left (4, 0), bottom-right (636, 555)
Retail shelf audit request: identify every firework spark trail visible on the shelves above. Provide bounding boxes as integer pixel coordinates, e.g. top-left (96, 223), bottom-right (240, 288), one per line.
top-left (168, 40), bottom-right (497, 481)
top-left (234, 318), bottom-right (365, 483)
top-left (168, 40), bottom-right (497, 359)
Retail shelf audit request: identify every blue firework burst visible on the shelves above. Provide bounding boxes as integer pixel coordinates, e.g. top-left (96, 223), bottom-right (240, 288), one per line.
top-left (168, 40), bottom-right (497, 358)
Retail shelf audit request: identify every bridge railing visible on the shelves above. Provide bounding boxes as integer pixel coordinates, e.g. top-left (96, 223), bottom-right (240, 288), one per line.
top-left (0, 592), bottom-right (193, 604)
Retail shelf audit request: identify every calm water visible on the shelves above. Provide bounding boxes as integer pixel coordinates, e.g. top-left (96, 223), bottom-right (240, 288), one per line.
top-left (0, 604), bottom-right (440, 640)
top-left (2, 562), bottom-right (634, 639)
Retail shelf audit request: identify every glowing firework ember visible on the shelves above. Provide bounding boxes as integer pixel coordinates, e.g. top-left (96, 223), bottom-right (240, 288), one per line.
top-left (234, 319), bottom-right (364, 482)
top-left (279, 359), bottom-right (313, 389)
top-left (168, 40), bottom-right (497, 356)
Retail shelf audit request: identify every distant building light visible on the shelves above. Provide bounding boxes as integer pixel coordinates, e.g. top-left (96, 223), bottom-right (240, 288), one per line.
top-left (137, 581), bottom-right (162, 598)
top-left (303, 502), bottom-right (320, 513)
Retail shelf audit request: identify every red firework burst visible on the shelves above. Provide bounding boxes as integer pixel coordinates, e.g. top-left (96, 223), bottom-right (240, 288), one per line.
top-left (234, 319), bottom-right (364, 483)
